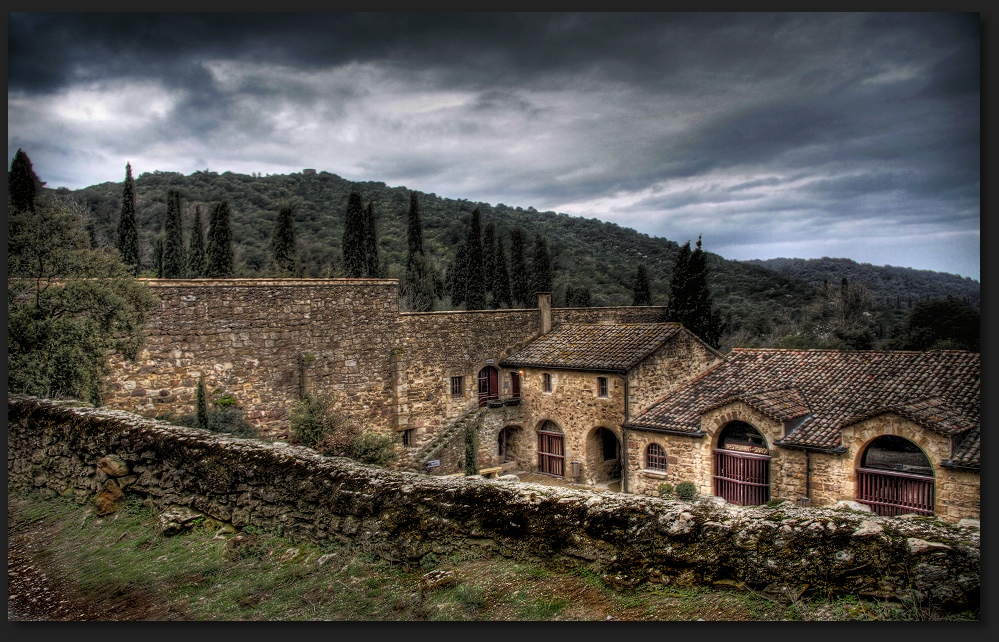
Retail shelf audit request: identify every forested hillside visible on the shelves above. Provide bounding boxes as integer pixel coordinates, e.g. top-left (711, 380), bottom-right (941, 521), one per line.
top-left (60, 168), bottom-right (979, 352)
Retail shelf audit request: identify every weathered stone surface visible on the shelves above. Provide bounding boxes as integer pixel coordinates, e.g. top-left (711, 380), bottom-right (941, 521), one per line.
top-left (8, 397), bottom-right (980, 611)
top-left (97, 454), bottom-right (130, 477)
top-left (157, 506), bottom-right (206, 535)
top-left (93, 480), bottom-right (125, 515)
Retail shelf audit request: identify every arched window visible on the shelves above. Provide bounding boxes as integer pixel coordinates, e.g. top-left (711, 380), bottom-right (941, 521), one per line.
top-left (646, 443), bottom-right (668, 471)
top-left (856, 435), bottom-right (934, 516)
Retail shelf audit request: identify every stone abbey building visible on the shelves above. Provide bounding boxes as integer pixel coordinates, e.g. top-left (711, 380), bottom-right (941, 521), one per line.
top-left (106, 278), bottom-right (980, 523)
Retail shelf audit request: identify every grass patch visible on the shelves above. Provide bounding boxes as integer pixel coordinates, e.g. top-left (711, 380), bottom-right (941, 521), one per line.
top-left (8, 489), bottom-right (979, 622)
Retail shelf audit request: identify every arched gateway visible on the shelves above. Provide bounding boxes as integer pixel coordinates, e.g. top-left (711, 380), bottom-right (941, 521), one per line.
top-left (713, 421), bottom-right (770, 505)
top-left (536, 420), bottom-right (565, 477)
top-left (855, 435), bottom-right (935, 516)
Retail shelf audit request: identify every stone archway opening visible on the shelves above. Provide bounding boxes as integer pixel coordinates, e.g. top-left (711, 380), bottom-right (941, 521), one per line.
top-left (713, 421), bottom-right (770, 506)
top-left (856, 435), bottom-right (935, 516)
top-left (498, 425), bottom-right (528, 469)
top-left (584, 427), bottom-right (621, 484)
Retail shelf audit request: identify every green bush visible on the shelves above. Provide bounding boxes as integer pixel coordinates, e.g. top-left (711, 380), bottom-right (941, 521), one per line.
top-left (290, 393), bottom-right (357, 451)
top-left (169, 406), bottom-right (258, 438)
top-left (347, 432), bottom-right (398, 466)
top-left (657, 482), bottom-right (675, 499)
top-left (676, 481), bottom-right (697, 501)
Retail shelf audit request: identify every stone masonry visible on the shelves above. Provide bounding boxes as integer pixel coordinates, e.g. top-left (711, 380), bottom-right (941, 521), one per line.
top-left (7, 397), bottom-right (981, 610)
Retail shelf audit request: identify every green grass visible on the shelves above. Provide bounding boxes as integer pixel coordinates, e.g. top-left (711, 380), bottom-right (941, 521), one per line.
top-left (8, 489), bottom-right (979, 622)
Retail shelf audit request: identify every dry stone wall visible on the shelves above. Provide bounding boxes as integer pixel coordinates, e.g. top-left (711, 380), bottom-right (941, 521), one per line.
top-left (7, 397), bottom-right (980, 611)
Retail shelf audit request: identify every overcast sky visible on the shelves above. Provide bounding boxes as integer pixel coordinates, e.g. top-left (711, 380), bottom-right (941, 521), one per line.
top-left (7, 12), bottom-right (981, 280)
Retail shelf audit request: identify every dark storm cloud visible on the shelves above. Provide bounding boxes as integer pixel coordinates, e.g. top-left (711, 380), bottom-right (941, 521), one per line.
top-left (7, 11), bottom-right (980, 279)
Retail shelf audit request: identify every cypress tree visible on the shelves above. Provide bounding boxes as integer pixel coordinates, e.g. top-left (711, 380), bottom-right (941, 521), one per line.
top-left (446, 243), bottom-right (469, 307)
top-left (406, 191), bottom-right (424, 260)
top-left (272, 203), bottom-right (297, 276)
top-left (196, 374), bottom-right (209, 432)
top-left (531, 234), bottom-right (553, 297)
top-left (363, 201), bottom-right (380, 277)
top-left (493, 236), bottom-right (512, 309)
top-left (342, 191), bottom-right (366, 278)
top-left (116, 162), bottom-right (141, 274)
top-left (464, 208), bottom-right (486, 310)
top-left (186, 205), bottom-right (206, 277)
top-left (152, 234), bottom-right (165, 278)
top-left (565, 285), bottom-right (575, 307)
top-left (667, 240), bottom-right (694, 322)
top-left (205, 200), bottom-right (234, 278)
top-left (482, 222), bottom-right (496, 299)
top-left (509, 227), bottom-right (530, 307)
top-left (402, 192), bottom-right (435, 312)
top-left (632, 264), bottom-right (652, 305)
top-left (8, 148), bottom-right (42, 213)
top-left (162, 189), bottom-right (185, 278)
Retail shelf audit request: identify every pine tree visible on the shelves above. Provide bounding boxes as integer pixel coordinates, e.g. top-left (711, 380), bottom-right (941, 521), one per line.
top-left (493, 236), bottom-right (512, 309)
top-left (205, 200), bottom-right (234, 278)
top-left (632, 264), bottom-right (652, 305)
top-left (464, 208), bottom-right (486, 310)
top-left (116, 162), bottom-right (141, 274)
top-left (482, 222), bottom-right (496, 301)
top-left (186, 205), bottom-right (206, 277)
top-left (162, 189), bottom-right (185, 278)
top-left (363, 201), bottom-right (380, 277)
top-left (509, 227), bottom-right (530, 307)
top-left (342, 191), bottom-right (367, 278)
top-left (271, 203), bottom-right (297, 276)
top-left (8, 148), bottom-right (43, 213)
top-left (531, 234), bottom-right (553, 296)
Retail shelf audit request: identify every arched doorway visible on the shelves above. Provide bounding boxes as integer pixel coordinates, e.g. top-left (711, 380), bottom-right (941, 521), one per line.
top-left (856, 435), bottom-right (935, 516)
top-left (536, 420), bottom-right (565, 477)
top-left (713, 421), bottom-right (770, 505)
top-left (498, 425), bottom-right (526, 466)
top-left (477, 366), bottom-right (499, 407)
top-left (585, 427), bottom-right (621, 483)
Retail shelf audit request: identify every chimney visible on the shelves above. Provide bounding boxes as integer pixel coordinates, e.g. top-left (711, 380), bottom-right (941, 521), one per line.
top-left (537, 292), bottom-right (552, 336)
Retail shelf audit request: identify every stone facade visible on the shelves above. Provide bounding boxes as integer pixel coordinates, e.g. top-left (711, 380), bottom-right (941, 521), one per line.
top-left (7, 397), bottom-right (981, 610)
top-left (626, 401), bottom-right (980, 524)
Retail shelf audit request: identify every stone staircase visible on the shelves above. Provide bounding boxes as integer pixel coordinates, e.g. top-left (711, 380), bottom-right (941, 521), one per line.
top-left (398, 406), bottom-right (485, 473)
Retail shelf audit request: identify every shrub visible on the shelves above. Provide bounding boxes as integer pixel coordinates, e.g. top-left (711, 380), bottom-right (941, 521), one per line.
top-left (346, 432), bottom-right (398, 466)
top-left (676, 481), bottom-right (697, 501)
top-left (657, 482), bottom-right (675, 499)
top-left (290, 393), bottom-right (358, 452)
top-left (169, 406), bottom-right (258, 439)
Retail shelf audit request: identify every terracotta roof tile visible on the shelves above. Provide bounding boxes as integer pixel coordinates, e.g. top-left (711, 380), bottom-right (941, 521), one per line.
top-left (499, 323), bottom-right (684, 372)
top-left (628, 349), bottom-right (979, 464)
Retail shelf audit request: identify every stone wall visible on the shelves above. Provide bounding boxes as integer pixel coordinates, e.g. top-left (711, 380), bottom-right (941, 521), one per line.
top-left (7, 397), bottom-right (980, 610)
top-left (106, 279), bottom-right (401, 433)
top-left (625, 401), bottom-right (980, 523)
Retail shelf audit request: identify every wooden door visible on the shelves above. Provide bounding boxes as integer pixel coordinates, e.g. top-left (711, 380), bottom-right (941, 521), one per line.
top-left (537, 430), bottom-right (565, 477)
top-left (713, 449), bottom-right (770, 506)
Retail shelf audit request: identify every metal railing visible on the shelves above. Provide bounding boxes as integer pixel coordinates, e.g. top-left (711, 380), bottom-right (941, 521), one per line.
top-left (856, 467), bottom-right (935, 516)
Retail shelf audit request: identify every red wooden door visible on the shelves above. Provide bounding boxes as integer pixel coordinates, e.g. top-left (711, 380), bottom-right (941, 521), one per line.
top-left (510, 371), bottom-right (521, 399)
top-left (713, 449), bottom-right (770, 505)
top-left (537, 430), bottom-right (565, 477)
top-left (478, 366), bottom-right (499, 407)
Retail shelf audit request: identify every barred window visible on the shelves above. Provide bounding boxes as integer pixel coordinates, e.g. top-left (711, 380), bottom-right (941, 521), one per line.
top-left (646, 443), bottom-right (668, 471)
top-left (543, 373), bottom-right (552, 393)
top-left (597, 376), bottom-right (608, 398)
top-left (450, 376), bottom-right (464, 397)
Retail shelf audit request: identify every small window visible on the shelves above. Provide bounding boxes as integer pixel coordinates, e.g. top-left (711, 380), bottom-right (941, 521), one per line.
top-left (646, 443), bottom-right (668, 472)
top-left (401, 428), bottom-right (416, 447)
top-left (450, 376), bottom-right (464, 397)
top-left (597, 376), bottom-right (608, 398)
top-left (543, 373), bottom-right (552, 393)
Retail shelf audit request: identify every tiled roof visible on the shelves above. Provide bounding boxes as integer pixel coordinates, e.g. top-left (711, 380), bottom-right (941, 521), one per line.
top-left (628, 349), bottom-right (979, 462)
top-left (499, 323), bottom-right (685, 372)
top-left (948, 426), bottom-right (980, 468)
